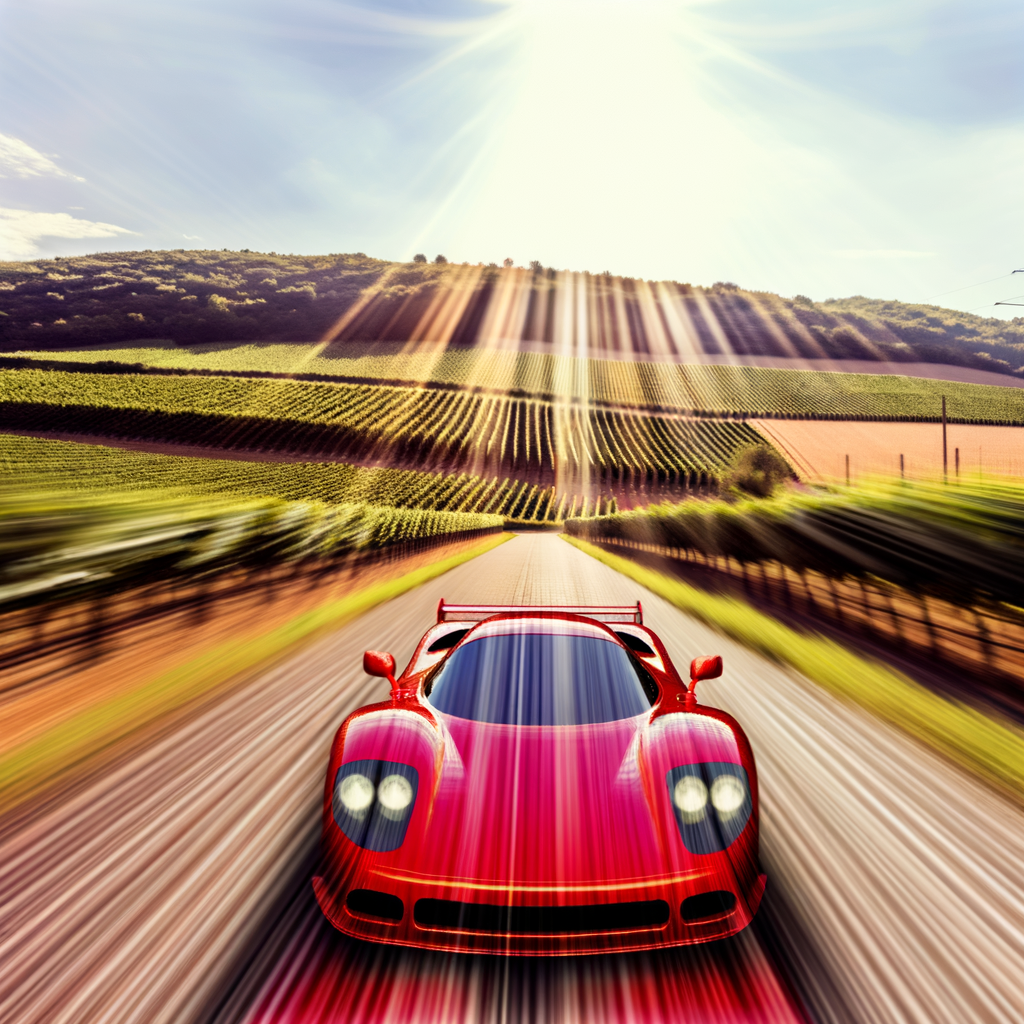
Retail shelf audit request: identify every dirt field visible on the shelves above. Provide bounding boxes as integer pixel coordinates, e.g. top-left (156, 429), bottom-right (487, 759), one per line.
top-left (755, 418), bottom-right (1024, 481)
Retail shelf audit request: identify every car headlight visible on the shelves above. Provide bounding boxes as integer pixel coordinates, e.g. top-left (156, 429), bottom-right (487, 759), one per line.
top-left (710, 774), bottom-right (746, 818)
top-left (338, 773), bottom-right (375, 815)
top-left (673, 775), bottom-right (709, 822)
top-left (333, 759), bottom-right (419, 852)
top-left (377, 774), bottom-right (414, 817)
top-left (666, 763), bottom-right (752, 854)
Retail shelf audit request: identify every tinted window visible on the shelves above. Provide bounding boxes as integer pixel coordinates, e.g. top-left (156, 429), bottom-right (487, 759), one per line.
top-left (426, 633), bottom-right (652, 725)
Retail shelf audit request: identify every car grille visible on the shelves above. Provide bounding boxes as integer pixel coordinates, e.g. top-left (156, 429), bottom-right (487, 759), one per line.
top-left (413, 898), bottom-right (670, 933)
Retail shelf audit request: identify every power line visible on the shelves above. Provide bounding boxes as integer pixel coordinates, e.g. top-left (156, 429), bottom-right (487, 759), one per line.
top-left (924, 270), bottom-right (1023, 303)
top-left (925, 275), bottom-right (1008, 301)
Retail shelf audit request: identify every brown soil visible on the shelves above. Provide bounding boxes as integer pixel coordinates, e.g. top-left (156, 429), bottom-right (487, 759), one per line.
top-left (755, 418), bottom-right (1024, 481)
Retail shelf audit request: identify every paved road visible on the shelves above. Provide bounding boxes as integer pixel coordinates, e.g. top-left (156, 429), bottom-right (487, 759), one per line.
top-left (2, 535), bottom-right (1023, 1023)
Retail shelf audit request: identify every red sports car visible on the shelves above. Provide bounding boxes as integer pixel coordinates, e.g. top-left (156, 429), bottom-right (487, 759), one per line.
top-left (313, 602), bottom-right (765, 955)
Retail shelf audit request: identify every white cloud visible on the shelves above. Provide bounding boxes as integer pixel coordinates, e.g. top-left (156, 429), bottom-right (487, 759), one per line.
top-left (0, 133), bottom-right (84, 181)
top-left (0, 208), bottom-right (136, 260)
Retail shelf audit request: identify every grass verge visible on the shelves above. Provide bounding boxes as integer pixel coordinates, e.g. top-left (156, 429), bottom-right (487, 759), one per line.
top-left (0, 532), bottom-right (512, 814)
top-left (564, 535), bottom-right (1024, 799)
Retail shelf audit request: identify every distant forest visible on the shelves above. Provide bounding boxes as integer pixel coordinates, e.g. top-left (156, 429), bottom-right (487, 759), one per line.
top-left (2, 249), bottom-right (1023, 377)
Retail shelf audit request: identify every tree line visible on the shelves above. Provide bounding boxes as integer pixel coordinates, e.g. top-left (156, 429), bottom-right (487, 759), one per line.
top-left (2, 249), bottom-right (1022, 377)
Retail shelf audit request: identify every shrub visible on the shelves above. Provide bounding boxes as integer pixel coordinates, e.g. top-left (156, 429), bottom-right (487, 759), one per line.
top-left (722, 443), bottom-right (792, 498)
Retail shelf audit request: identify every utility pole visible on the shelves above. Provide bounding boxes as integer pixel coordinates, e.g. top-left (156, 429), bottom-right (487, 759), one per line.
top-left (941, 395), bottom-right (948, 481)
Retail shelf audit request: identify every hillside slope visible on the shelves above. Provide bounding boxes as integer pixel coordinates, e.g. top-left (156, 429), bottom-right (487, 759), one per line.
top-left (2, 250), bottom-right (1023, 377)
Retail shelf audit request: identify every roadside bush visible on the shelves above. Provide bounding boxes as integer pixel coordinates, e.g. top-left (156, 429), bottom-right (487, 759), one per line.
top-left (722, 443), bottom-right (792, 498)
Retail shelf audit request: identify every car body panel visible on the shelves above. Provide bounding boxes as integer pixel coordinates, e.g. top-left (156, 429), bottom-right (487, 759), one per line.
top-left (315, 606), bottom-right (765, 955)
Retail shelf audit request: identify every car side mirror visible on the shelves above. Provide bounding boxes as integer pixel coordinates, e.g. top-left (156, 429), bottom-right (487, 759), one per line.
top-left (686, 655), bottom-right (722, 707)
top-left (364, 650), bottom-right (399, 695)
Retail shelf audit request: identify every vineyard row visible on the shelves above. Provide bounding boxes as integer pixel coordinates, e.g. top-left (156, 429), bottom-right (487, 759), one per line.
top-left (0, 434), bottom-right (621, 523)
top-left (9, 351), bottom-right (1024, 424)
top-left (0, 370), bottom-right (765, 486)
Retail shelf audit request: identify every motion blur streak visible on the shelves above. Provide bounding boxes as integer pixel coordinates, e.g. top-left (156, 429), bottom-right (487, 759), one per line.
top-left (221, 537), bottom-right (1024, 1024)
top-left (3, 536), bottom-right (1023, 1023)
top-left (243, 918), bottom-right (795, 1024)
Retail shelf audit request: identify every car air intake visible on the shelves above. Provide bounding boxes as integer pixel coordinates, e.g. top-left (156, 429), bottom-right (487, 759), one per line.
top-left (346, 889), bottom-right (404, 922)
top-left (414, 898), bottom-right (670, 933)
top-left (615, 631), bottom-right (654, 655)
top-left (427, 629), bottom-right (469, 652)
top-left (681, 890), bottom-right (736, 921)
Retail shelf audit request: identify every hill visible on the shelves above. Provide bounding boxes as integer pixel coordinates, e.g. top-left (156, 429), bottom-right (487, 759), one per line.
top-left (2, 249), bottom-right (1024, 377)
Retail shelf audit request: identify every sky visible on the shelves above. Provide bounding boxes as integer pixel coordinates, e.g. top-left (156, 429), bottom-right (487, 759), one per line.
top-left (1, 0), bottom-right (1023, 315)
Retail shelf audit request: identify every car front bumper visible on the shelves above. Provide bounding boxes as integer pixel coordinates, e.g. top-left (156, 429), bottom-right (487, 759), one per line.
top-left (312, 867), bottom-right (766, 956)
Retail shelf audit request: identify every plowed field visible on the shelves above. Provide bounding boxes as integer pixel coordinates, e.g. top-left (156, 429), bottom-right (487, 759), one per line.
top-left (755, 419), bottom-right (1024, 481)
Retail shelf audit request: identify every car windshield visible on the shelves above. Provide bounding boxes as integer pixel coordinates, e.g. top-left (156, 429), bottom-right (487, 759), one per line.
top-left (426, 631), bottom-right (653, 725)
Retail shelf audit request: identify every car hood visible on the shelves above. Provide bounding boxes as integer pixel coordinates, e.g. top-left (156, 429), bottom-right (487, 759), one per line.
top-left (402, 712), bottom-right (660, 886)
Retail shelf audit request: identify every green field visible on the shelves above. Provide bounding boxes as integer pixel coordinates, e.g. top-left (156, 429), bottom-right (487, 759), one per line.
top-left (10, 252), bottom-right (1024, 518)
top-left (0, 434), bottom-right (620, 522)
top-left (10, 345), bottom-right (1024, 423)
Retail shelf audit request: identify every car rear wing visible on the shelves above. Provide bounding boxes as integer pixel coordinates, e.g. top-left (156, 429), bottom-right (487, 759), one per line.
top-left (437, 600), bottom-right (643, 625)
